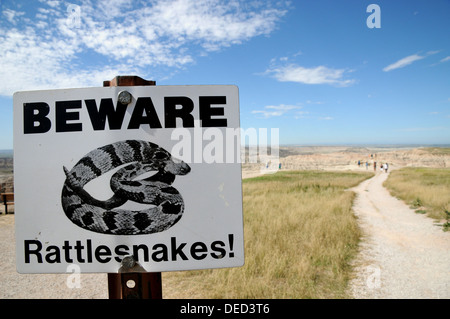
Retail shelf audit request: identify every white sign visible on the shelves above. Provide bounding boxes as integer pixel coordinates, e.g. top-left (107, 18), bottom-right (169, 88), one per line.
top-left (13, 85), bottom-right (244, 273)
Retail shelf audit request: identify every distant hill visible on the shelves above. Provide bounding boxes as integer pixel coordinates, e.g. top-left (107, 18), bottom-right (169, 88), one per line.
top-left (0, 150), bottom-right (13, 172)
top-left (0, 150), bottom-right (13, 158)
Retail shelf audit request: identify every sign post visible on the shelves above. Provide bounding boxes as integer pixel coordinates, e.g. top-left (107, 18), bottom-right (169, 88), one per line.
top-left (104, 76), bottom-right (162, 299)
top-left (13, 76), bottom-right (244, 298)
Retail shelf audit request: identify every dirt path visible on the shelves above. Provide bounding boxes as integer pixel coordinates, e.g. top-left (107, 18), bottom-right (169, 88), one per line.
top-left (0, 214), bottom-right (108, 299)
top-left (349, 171), bottom-right (450, 298)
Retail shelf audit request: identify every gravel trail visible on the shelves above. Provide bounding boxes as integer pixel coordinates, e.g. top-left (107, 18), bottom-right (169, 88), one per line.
top-left (349, 171), bottom-right (450, 299)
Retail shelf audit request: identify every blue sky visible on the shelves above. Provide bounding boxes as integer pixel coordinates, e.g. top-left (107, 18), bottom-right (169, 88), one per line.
top-left (1, 0), bottom-right (449, 149)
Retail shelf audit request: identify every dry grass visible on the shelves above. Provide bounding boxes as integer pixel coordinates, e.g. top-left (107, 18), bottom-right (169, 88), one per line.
top-left (384, 167), bottom-right (450, 221)
top-left (421, 147), bottom-right (450, 155)
top-left (162, 170), bottom-right (373, 299)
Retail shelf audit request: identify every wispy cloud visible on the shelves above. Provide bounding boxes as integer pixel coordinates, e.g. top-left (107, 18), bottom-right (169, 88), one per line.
top-left (252, 103), bottom-right (334, 121)
top-left (294, 110), bottom-right (310, 119)
top-left (383, 54), bottom-right (425, 72)
top-left (0, 0), bottom-right (289, 95)
top-left (440, 56), bottom-right (450, 63)
top-left (252, 104), bottom-right (302, 118)
top-left (265, 64), bottom-right (355, 87)
top-left (383, 51), bottom-right (439, 72)
top-left (306, 100), bottom-right (324, 105)
top-left (2, 8), bottom-right (25, 24)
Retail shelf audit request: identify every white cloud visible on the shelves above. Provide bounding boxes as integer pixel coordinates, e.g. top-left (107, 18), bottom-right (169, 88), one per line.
top-left (252, 101), bottom-right (334, 120)
top-left (383, 51), bottom-right (441, 72)
top-left (0, 28), bottom-right (134, 93)
top-left (383, 54), bottom-right (425, 72)
top-left (294, 110), bottom-right (309, 119)
top-left (306, 100), bottom-right (323, 104)
top-left (252, 104), bottom-right (302, 118)
top-left (0, 0), bottom-right (288, 95)
top-left (2, 9), bottom-right (25, 24)
top-left (266, 64), bottom-right (355, 86)
top-left (43, 0), bottom-right (60, 8)
top-left (440, 56), bottom-right (450, 63)
top-left (265, 104), bottom-right (302, 111)
top-left (139, 0), bottom-right (286, 50)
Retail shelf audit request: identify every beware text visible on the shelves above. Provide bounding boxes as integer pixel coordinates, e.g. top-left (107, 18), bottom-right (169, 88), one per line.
top-left (23, 96), bottom-right (228, 134)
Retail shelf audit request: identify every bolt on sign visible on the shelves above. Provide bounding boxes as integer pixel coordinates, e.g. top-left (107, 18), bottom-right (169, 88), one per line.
top-left (13, 85), bottom-right (244, 273)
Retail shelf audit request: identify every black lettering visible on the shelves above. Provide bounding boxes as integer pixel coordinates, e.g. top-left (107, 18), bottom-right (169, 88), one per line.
top-left (164, 96), bottom-right (194, 128)
top-left (45, 245), bottom-right (61, 263)
top-left (95, 245), bottom-right (111, 263)
top-left (55, 100), bottom-right (82, 132)
top-left (190, 242), bottom-right (208, 260)
top-left (171, 237), bottom-right (188, 261)
top-left (210, 240), bottom-right (226, 259)
top-left (128, 97), bottom-right (162, 129)
top-left (62, 240), bottom-right (73, 263)
top-left (23, 102), bottom-right (51, 134)
top-left (74, 240), bottom-right (85, 263)
top-left (199, 96), bottom-right (227, 127)
top-left (132, 244), bottom-right (149, 262)
top-left (85, 98), bottom-right (127, 130)
top-left (24, 240), bottom-right (43, 263)
top-left (114, 245), bottom-right (130, 262)
top-left (152, 243), bottom-right (168, 262)
top-left (86, 239), bottom-right (93, 263)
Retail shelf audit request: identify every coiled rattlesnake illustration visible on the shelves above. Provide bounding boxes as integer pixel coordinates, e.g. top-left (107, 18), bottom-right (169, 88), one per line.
top-left (61, 140), bottom-right (191, 235)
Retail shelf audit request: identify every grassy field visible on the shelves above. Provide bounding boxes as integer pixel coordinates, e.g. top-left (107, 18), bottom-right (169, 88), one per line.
top-left (420, 147), bottom-right (450, 155)
top-left (384, 167), bottom-right (450, 227)
top-left (163, 170), bottom-right (373, 298)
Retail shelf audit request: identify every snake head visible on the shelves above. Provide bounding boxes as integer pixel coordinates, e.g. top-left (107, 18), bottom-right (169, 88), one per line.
top-left (164, 156), bottom-right (191, 176)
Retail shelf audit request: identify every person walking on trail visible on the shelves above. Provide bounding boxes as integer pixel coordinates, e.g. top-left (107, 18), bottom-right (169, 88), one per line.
top-left (373, 161), bottom-right (377, 172)
top-left (384, 163), bottom-right (389, 173)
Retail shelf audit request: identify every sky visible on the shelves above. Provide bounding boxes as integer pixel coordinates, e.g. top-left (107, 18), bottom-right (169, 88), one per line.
top-left (0, 0), bottom-right (449, 150)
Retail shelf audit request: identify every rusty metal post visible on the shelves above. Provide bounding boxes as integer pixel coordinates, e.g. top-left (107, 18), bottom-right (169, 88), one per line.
top-left (104, 75), bottom-right (163, 299)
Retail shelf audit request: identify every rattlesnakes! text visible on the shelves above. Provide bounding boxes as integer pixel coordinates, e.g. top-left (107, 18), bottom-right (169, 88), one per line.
top-left (23, 235), bottom-right (235, 264)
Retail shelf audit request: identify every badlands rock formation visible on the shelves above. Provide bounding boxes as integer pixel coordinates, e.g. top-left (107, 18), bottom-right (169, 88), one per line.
top-left (242, 146), bottom-right (450, 178)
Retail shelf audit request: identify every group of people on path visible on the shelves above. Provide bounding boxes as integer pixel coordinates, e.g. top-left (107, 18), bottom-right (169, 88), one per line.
top-left (358, 160), bottom-right (389, 173)
top-left (374, 161), bottom-right (389, 173)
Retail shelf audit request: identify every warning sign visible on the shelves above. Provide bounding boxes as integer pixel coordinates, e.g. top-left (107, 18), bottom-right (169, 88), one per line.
top-left (13, 85), bottom-right (244, 273)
